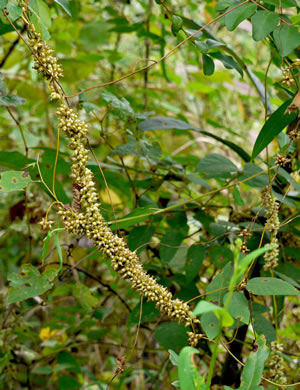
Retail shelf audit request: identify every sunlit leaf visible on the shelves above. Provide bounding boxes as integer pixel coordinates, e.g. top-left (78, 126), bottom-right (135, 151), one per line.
top-left (178, 347), bottom-right (204, 390)
top-left (252, 99), bottom-right (297, 159)
top-left (246, 277), bottom-right (300, 296)
top-left (251, 11), bottom-right (279, 41)
top-left (237, 336), bottom-right (269, 390)
top-left (273, 25), bottom-right (300, 57)
top-left (224, 2), bottom-right (257, 31)
top-left (7, 265), bottom-right (58, 305)
top-left (0, 170), bottom-right (31, 192)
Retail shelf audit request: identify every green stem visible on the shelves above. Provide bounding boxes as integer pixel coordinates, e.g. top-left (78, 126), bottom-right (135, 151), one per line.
top-left (206, 330), bottom-right (222, 390)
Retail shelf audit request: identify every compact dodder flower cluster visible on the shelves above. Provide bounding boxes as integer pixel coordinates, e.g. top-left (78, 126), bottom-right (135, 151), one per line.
top-left (261, 188), bottom-right (280, 271)
top-left (267, 341), bottom-right (287, 385)
top-left (281, 59), bottom-right (300, 88)
top-left (55, 103), bottom-right (198, 328)
top-left (18, 1), bottom-right (199, 339)
top-left (21, 7), bottom-right (63, 101)
top-left (187, 331), bottom-right (204, 347)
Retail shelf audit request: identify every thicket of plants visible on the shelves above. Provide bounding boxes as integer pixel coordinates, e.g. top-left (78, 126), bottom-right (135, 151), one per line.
top-left (0, 0), bottom-right (299, 389)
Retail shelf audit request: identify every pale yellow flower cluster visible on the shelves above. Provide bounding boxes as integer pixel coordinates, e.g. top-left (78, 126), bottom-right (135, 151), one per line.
top-left (267, 341), bottom-right (287, 385)
top-left (18, 5), bottom-right (198, 331)
top-left (56, 102), bottom-right (197, 327)
top-left (261, 188), bottom-right (280, 271)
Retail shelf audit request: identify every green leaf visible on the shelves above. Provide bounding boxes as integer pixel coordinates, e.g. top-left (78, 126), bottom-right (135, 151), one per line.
top-left (246, 277), bottom-right (300, 296)
top-left (251, 11), bottom-right (279, 41)
top-left (168, 349), bottom-right (179, 366)
top-left (108, 207), bottom-right (154, 230)
top-left (263, 0), bottom-right (297, 8)
top-left (209, 246), bottom-right (233, 268)
top-left (216, 0), bottom-right (235, 12)
top-left (193, 300), bottom-right (234, 327)
top-left (41, 228), bottom-right (64, 267)
top-left (128, 301), bottom-right (159, 327)
top-left (140, 117), bottom-right (250, 162)
top-left (252, 99), bottom-right (297, 159)
top-left (253, 311), bottom-right (276, 344)
top-left (171, 15), bottom-right (183, 36)
top-left (225, 292), bottom-right (250, 324)
top-left (224, 2), bottom-right (257, 31)
top-left (247, 69), bottom-right (273, 114)
top-left (38, 150), bottom-right (70, 203)
top-left (0, 170), bottom-right (31, 192)
top-left (32, 366), bottom-right (53, 375)
top-left (0, 151), bottom-right (33, 170)
top-left (0, 94), bottom-right (25, 106)
top-left (29, 0), bottom-right (51, 28)
top-left (273, 25), bottom-right (300, 57)
top-left (101, 91), bottom-right (135, 119)
top-left (284, 248), bottom-right (300, 262)
top-left (0, 20), bottom-right (14, 35)
top-left (140, 117), bottom-right (194, 131)
top-left (210, 52), bottom-right (243, 77)
top-left (57, 375), bottom-right (80, 390)
top-left (185, 245), bottom-right (205, 283)
top-left (29, 0), bottom-right (51, 39)
top-left (79, 21), bottom-right (110, 49)
top-left (54, 0), bottom-right (72, 17)
top-left (178, 346), bottom-right (204, 390)
top-left (72, 284), bottom-right (99, 310)
top-left (0, 1), bottom-right (22, 23)
top-left (237, 336), bottom-right (269, 390)
top-left (128, 225), bottom-right (155, 254)
top-left (160, 232), bottom-right (184, 263)
top-left (196, 153), bottom-right (238, 177)
top-left (238, 163), bottom-right (269, 188)
top-left (57, 352), bottom-right (80, 371)
top-left (7, 265), bottom-right (58, 305)
top-left (201, 312), bottom-right (219, 340)
top-left (0, 1), bottom-right (8, 10)
top-left (206, 262), bottom-right (232, 304)
top-left (205, 38), bottom-right (225, 50)
top-left (54, 231), bottom-right (63, 272)
top-left (154, 322), bottom-right (189, 351)
top-left (202, 54), bottom-right (215, 76)
top-left (236, 245), bottom-right (276, 280)
top-left (233, 185), bottom-right (244, 206)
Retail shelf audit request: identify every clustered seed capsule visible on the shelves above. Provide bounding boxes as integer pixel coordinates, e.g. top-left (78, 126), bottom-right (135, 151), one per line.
top-left (281, 69), bottom-right (296, 88)
top-left (38, 217), bottom-right (54, 231)
top-left (55, 100), bottom-right (199, 328)
top-left (275, 153), bottom-right (290, 167)
top-left (288, 128), bottom-right (300, 141)
top-left (21, 10), bottom-right (200, 339)
top-left (261, 187), bottom-right (280, 271)
top-left (187, 332), bottom-right (203, 347)
top-left (239, 228), bottom-right (252, 254)
top-left (267, 341), bottom-right (287, 385)
top-left (281, 59), bottom-right (300, 88)
top-left (26, 21), bottom-right (63, 101)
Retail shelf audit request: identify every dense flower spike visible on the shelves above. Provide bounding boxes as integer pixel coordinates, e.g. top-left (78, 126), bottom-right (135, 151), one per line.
top-left (261, 187), bottom-right (280, 271)
top-left (19, 2), bottom-right (63, 101)
top-left (56, 102), bottom-right (198, 327)
top-left (18, 4), bottom-right (198, 333)
top-left (267, 341), bottom-right (287, 385)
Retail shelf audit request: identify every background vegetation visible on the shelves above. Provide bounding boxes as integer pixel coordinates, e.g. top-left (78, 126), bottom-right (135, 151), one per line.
top-left (0, 0), bottom-right (299, 389)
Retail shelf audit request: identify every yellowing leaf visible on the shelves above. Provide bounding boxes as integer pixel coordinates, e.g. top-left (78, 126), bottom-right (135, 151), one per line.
top-left (99, 189), bottom-right (122, 205)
